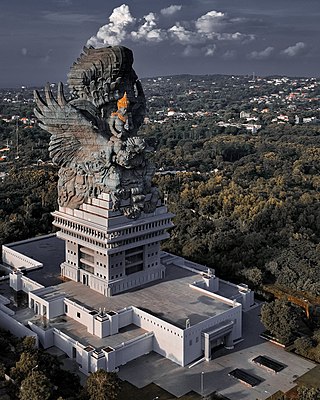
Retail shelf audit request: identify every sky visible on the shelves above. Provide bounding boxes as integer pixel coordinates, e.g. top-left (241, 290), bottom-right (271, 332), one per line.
top-left (1, 0), bottom-right (320, 88)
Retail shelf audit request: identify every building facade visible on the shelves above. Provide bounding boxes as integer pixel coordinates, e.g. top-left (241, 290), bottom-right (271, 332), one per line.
top-left (53, 193), bottom-right (174, 296)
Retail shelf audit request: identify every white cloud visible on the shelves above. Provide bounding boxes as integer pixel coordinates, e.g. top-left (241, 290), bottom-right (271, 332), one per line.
top-left (87, 4), bottom-right (135, 47)
top-left (248, 46), bottom-right (274, 59)
top-left (282, 42), bottom-right (306, 57)
top-left (182, 45), bottom-right (201, 57)
top-left (21, 48), bottom-right (28, 56)
top-left (215, 32), bottom-right (254, 42)
top-left (160, 5), bottom-right (182, 16)
top-left (195, 10), bottom-right (225, 33)
top-left (87, 4), bottom-right (255, 54)
top-left (131, 13), bottom-right (167, 43)
top-left (169, 23), bottom-right (204, 45)
top-left (222, 50), bottom-right (236, 59)
top-left (204, 44), bottom-right (216, 56)
top-left (182, 44), bottom-right (217, 58)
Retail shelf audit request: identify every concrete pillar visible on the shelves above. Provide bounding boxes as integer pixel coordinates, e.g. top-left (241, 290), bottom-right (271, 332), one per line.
top-left (104, 347), bottom-right (116, 372)
top-left (90, 351), bottom-right (106, 372)
top-left (10, 271), bottom-right (23, 291)
top-left (81, 347), bottom-right (94, 374)
top-left (203, 333), bottom-right (211, 361)
top-left (108, 312), bottom-right (119, 335)
top-left (203, 275), bottom-right (219, 292)
top-left (225, 333), bottom-right (234, 349)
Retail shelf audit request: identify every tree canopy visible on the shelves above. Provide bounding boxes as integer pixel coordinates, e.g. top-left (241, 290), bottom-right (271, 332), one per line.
top-left (84, 370), bottom-right (120, 400)
top-left (260, 299), bottom-right (300, 344)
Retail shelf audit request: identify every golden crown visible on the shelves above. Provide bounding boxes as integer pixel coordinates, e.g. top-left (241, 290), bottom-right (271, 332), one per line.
top-left (117, 92), bottom-right (129, 109)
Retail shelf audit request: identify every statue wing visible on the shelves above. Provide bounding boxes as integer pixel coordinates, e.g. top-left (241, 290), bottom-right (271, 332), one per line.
top-left (34, 83), bottom-right (104, 166)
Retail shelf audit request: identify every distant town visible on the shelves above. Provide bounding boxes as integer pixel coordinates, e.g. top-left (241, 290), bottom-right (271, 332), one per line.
top-left (0, 74), bottom-right (319, 166)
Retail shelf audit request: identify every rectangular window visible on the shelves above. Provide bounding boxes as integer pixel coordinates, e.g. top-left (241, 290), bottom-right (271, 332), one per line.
top-left (77, 312), bottom-right (81, 318)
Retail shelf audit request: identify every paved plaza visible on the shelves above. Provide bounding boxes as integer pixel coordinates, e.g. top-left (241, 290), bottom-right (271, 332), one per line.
top-left (117, 306), bottom-right (315, 399)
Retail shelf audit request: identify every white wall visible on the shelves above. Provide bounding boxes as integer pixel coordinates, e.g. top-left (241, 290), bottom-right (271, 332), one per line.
top-left (0, 310), bottom-right (38, 347)
top-left (3, 246), bottom-right (42, 271)
top-left (64, 299), bottom-right (95, 335)
top-left (183, 304), bottom-right (242, 366)
top-left (47, 297), bottom-right (65, 319)
top-left (132, 306), bottom-right (184, 365)
top-left (0, 303), bottom-right (15, 316)
top-left (118, 308), bottom-right (133, 328)
top-left (10, 272), bottom-right (44, 293)
top-left (28, 321), bottom-right (54, 349)
top-left (114, 332), bottom-right (153, 367)
top-left (53, 328), bottom-right (85, 365)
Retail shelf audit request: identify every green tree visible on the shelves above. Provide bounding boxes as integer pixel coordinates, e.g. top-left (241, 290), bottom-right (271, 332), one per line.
top-left (297, 386), bottom-right (320, 400)
top-left (54, 369), bottom-right (81, 400)
top-left (17, 336), bottom-right (37, 354)
top-left (19, 370), bottom-right (53, 400)
top-left (240, 267), bottom-right (263, 287)
top-left (10, 351), bottom-right (38, 383)
top-left (84, 370), bottom-right (120, 400)
top-left (260, 299), bottom-right (300, 344)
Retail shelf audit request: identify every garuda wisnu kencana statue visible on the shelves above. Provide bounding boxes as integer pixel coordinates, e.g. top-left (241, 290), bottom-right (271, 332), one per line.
top-left (34, 46), bottom-right (159, 219)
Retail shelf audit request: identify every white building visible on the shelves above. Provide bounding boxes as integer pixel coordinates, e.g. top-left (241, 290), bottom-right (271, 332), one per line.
top-left (53, 193), bottom-right (174, 296)
top-left (2, 192), bottom-right (255, 375)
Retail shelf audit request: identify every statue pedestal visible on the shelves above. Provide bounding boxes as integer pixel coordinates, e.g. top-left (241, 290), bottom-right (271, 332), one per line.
top-left (52, 193), bottom-right (174, 296)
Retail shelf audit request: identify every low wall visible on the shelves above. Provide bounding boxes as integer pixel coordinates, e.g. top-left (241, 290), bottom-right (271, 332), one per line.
top-left (0, 309), bottom-right (38, 346)
top-left (132, 306), bottom-right (184, 365)
top-left (28, 321), bottom-right (54, 349)
top-left (114, 332), bottom-right (153, 367)
top-left (190, 283), bottom-right (238, 306)
top-left (0, 303), bottom-right (15, 316)
top-left (10, 272), bottom-right (44, 293)
top-left (2, 246), bottom-right (43, 271)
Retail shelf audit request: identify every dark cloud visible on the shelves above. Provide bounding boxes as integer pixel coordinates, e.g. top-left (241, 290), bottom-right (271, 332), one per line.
top-left (0, 0), bottom-right (319, 87)
top-left (42, 11), bottom-right (101, 24)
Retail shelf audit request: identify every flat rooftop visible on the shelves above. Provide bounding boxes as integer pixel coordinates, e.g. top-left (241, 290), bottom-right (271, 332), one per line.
top-left (8, 235), bottom-right (65, 286)
top-left (6, 235), bottom-right (232, 328)
top-left (43, 316), bottom-right (148, 350)
top-left (56, 264), bottom-right (231, 329)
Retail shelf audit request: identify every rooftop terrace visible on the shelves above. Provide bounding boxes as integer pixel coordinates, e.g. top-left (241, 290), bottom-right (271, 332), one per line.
top-left (56, 264), bottom-right (232, 329)
top-left (6, 235), bottom-right (234, 328)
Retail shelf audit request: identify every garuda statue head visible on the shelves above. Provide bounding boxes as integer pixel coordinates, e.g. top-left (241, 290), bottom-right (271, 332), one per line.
top-left (34, 45), bottom-right (158, 219)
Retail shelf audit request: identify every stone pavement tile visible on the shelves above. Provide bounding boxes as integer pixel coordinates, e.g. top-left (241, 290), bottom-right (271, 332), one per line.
top-left (154, 369), bottom-right (195, 397)
top-left (118, 352), bottom-right (178, 388)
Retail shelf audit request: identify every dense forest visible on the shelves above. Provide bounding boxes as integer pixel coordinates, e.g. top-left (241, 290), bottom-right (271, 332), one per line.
top-left (0, 76), bottom-right (319, 299)
top-left (143, 120), bottom-right (320, 296)
top-left (0, 166), bottom-right (57, 245)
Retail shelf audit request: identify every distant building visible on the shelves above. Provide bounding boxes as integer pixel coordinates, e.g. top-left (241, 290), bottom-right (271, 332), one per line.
top-left (240, 111), bottom-right (251, 119)
top-left (245, 124), bottom-right (261, 134)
